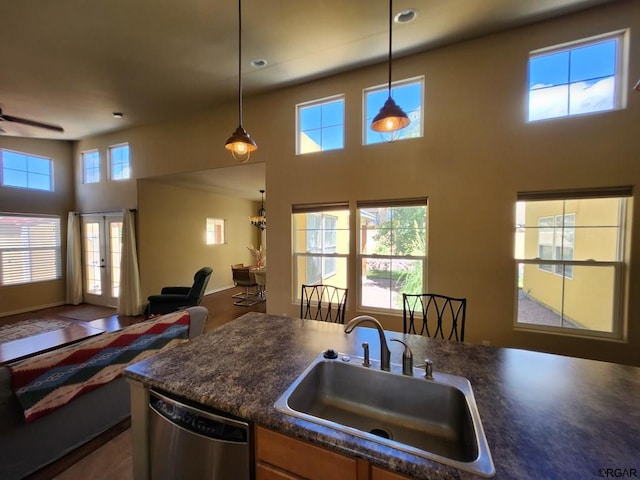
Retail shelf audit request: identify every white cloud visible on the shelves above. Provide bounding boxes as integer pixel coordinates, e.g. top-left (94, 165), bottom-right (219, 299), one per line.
top-left (528, 77), bottom-right (615, 121)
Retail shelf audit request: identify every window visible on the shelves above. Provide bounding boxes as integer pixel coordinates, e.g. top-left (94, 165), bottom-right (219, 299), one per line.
top-left (296, 96), bottom-right (345, 154)
top-left (515, 187), bottom-right (631, 338)
top-left (206, 218), bottom-right (226, 245)
top-left (528, 31), bottom-right (627, 121)
top-left (293, 203), bottom-right (349, 300)
top-left (358, 199), bottom-right (427, 311)
top-left (0, 214), bottom-right (61, 286)
top-left (0, 149), bottom-right (53, 191)
top-left (82, 150), bottom-right (100, 184)
top-left (109, 144), bottom-right (130, 180)
top-left (364, 77), bottom-right (423, 145)
top-left (537, 214), bottom-right (575, 278)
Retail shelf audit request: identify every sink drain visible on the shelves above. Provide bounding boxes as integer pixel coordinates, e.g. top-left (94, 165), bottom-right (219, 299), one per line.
top-left (369, 428), bottom-right (392, 440)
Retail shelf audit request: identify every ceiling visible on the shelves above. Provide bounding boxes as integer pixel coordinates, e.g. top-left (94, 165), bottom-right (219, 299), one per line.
top-left (0, 0), bottom-right (618, 141)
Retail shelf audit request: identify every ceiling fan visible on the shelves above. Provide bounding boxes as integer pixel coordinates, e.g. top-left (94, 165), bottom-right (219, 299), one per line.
top-left (0, 108), bottom-right (64, 133)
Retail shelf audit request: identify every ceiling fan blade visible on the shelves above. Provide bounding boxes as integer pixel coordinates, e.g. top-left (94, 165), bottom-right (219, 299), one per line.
top-left (0, 113), bottom-right (64, 132)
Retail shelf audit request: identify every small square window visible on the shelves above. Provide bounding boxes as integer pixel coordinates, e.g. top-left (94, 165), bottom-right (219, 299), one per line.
top-left (0, 149), bottom-right (53, 191)
top-left (109, 144), bottom-right (130, 180)
top-left (296, 95), bottom-right (345, 154)
top-left (206, 218), bottom-right (226, 245)
top-left (364, 77), bottom-right (423, 145)
top-left (82, 150), bottom-right (100, 184)
top-left (528, 31), bottom-right (627, 121)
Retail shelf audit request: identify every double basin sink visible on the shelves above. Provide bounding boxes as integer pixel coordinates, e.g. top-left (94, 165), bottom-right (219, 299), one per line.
top-left (275, 350), bottom-right (495, 477)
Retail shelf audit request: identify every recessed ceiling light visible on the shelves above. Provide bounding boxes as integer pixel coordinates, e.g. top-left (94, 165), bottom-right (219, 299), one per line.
top-left (395, 8), bottom-right (418, 24)
top-left (113, 112), bottom-right (124, 119)
top-left (251, 59), bottom-right (268, 68)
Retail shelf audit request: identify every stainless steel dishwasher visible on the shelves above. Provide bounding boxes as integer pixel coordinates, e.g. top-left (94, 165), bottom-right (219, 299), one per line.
top-left (148, 389), bottom-right (251, 480)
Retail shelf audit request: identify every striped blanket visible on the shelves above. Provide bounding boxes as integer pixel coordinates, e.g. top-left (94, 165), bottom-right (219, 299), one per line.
top-left (10, 310), bottom-right (190, 423)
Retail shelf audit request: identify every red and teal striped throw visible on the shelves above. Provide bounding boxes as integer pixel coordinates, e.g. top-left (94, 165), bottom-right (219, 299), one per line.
top-left (10, 310), bottom-right (190, 423)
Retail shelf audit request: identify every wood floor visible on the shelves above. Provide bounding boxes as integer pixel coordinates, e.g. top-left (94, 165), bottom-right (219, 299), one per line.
top-left (6, 286), bottom-right (266, 480)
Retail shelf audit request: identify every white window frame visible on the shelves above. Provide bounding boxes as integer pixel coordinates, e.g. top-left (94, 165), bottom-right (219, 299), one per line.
top-left (0, 214), bottom-right (62, 286)
top-left (109, 143), bottom-right (130, 181)
top-left (357, 199), bottom-right (428, 313)
top-left (363, 76), bottom-right (424, 145)
top-left (206, 218), bottom-right (226, 245)
top-left (82, 149), bottom-right (101, 184)
top-left (296, 94), bottom-right (345, 155)
top-left (0, 149), bottom-right (53, 192)
top-left (292, 203), bottom-right (349, 303)
top-left (527, 30), bottom-right (628, 122)
top-left (515, 188), bottom-right (630, 340)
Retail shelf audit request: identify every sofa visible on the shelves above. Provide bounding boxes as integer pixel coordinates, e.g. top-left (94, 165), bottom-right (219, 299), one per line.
top-left (0, 305), bottom-right (208, 480)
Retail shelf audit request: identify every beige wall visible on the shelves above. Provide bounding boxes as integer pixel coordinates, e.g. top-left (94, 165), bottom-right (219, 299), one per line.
top-left (5, 1), bottom-right (637, 365)
top-left (137, 180), bottom-right (261, 298)
top-left (0, 137), bottom-right (74, 315)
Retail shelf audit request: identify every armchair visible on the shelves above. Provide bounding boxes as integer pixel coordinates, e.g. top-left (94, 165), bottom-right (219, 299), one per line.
top-left (145, 267), bottom-right (213, 318)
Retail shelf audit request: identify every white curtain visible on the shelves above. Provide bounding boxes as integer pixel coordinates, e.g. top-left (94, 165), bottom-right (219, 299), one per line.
top-left (65, 212), bottom-right (83, 305)
top-left (117, 209), bottom-right (143, 315)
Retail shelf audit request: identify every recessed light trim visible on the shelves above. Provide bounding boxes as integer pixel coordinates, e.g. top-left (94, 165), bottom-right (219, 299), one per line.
top-left (395, 8), bottom-right (417, 24)
top-left (113, 112), bottom-right (124, 119)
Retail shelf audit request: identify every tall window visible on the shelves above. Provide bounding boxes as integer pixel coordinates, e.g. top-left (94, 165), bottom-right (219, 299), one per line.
top-left (358, 199), bottom-right (427, 311)
top-left (364, 77), bottom-right (423, 145)
top-left (82, 150), bottom-right (100, 184)
top-left (206, 218), bottom-right (226, 245)
top-left (0, 214), bottom-right (61, 286)
top-left (109, 144), bottom-right (130, 180)
top-left (528, 30), bottom-right (627, 121)
top-left (297, 95), bottom-right (345, 154)
top-left (293, 203), bottom-right (349, 301)
top-left (515, 187), bottom-right (631, 338)
top-left (0, 149), bottom-right (53, 191)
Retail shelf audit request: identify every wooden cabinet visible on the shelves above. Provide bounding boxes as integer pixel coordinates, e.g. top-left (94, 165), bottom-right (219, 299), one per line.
top-left (370, 466), bottom-right (413, 480)
top-left (256, 426), bottom-right (411, 480)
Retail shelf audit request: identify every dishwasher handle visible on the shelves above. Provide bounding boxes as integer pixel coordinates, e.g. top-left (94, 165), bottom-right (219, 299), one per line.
top-left (149, 389), bottom-right (248, 443)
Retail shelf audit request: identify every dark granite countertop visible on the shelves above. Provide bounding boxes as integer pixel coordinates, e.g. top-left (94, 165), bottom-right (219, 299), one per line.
top-left (125, 312), bottom-right (640, 479)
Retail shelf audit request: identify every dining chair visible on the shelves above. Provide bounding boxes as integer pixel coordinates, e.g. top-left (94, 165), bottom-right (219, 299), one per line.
top-left (300, 284), bottom-right (348, 324)
top-left (402, 293), bottom-right (467, 341)
top-left (232, 266), bottom-right (260, 306)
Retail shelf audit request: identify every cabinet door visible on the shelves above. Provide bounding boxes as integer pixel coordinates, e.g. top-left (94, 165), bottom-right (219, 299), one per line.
top-left (371, 466), bottom-right (413, 480)
top-left (256, 426), bottom-right (358, 480)
top-left (256, 462), bottom-right (304, 480)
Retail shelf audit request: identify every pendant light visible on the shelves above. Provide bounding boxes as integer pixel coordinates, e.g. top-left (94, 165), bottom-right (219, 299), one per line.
top-left (370, 0), bottom-right (410, 133)
top-left (250, 189), bottom-right (266, 230)
top-left (225, 0), bottom-right (257, 163)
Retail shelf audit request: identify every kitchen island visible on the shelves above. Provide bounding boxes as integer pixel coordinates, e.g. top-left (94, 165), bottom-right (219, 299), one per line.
top-left (125, 312), bottom-right (640, 479)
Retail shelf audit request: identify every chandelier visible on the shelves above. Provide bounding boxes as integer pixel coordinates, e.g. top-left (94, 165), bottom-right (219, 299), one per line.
top-left (250, 190), bottom-right (266, 230)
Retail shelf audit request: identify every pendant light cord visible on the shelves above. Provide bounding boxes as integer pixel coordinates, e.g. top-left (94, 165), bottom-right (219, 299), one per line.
top-left (387, 0), bottom-right (393, 96)
top-left (238, 0), bottom-right (243, 125)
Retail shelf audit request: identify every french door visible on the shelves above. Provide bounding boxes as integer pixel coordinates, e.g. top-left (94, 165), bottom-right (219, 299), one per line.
top-left (81, 213), bottom-right (123, 307)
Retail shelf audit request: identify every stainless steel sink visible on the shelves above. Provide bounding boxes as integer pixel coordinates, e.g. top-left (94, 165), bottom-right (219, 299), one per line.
top-left (275, 352), bottom-right (495, 478)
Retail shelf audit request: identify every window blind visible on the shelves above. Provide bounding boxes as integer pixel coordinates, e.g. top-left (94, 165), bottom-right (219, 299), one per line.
top-left (0, 214), bottom-right (61, 286)
top-left (292, 201), bottom-right (349, 214)
top-left (518, 186), bottom-right (632, 201)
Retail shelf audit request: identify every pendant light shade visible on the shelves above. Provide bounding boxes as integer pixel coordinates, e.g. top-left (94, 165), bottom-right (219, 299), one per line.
top-left (370, 97), bottom-right (410, 132)
top-left (370, 0), bottom-right (410, 134)
top-left (225, 0), bottom-right (257, 163)
top-left (225, 125), bottom-right (257, 160)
